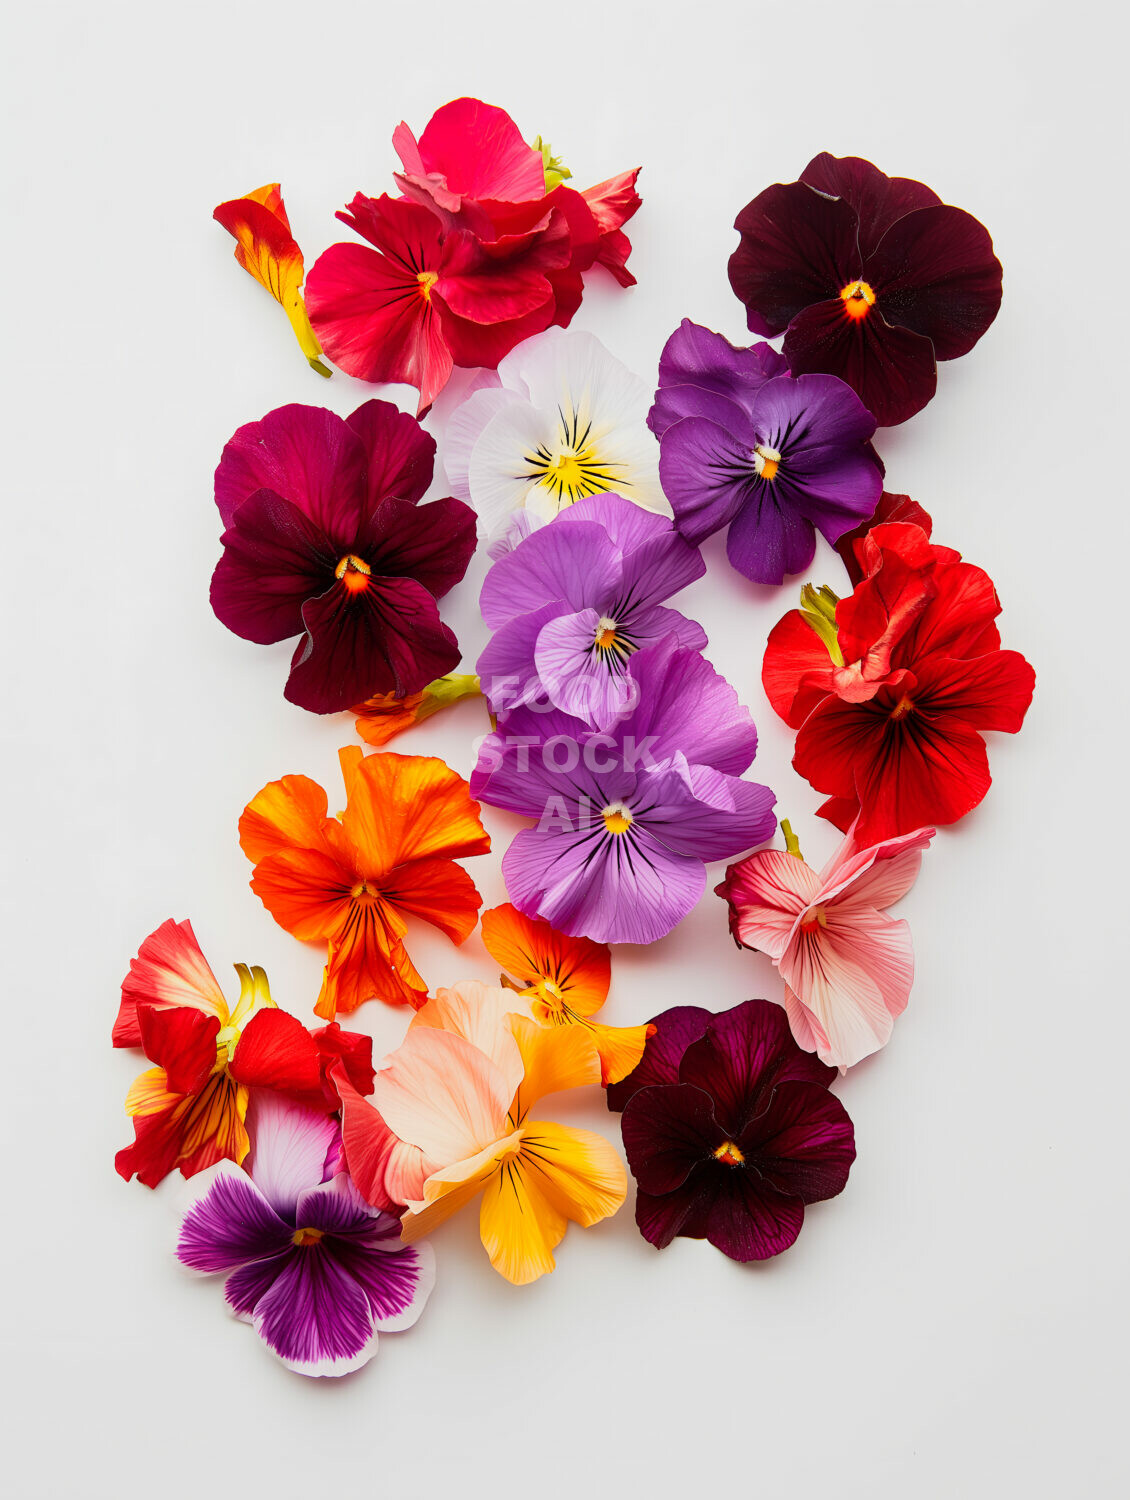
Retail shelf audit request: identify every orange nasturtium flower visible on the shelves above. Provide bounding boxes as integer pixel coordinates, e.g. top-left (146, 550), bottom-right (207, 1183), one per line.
top-left (214, 183), bottom-right (330, 376)
top-left (480, 903), bottom-right (654, 1085)
top-left (239, 747), bottom-right (490, 1019)
top-left (353, 672), bottom-right (483, 749)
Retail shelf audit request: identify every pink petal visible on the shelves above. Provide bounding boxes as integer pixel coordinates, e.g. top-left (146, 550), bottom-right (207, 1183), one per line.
top-left (373, 1026), bottom-right (512, 1168)
top-left (717, 849), bottom-right (822, 961)
top-left (818, 823), bottom-right (935, 911)
top-left (244, 1093), bottom-right (339, 1218)
top-left (409, 981), bottom-right (530, 1103)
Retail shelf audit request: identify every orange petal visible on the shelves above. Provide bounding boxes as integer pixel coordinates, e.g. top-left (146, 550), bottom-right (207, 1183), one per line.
top-left (480, 903), bottom-right (610, 1018)
top-left (581, 1019), bottom-right (657, 1087)
top-left (337, 747), bottom-right (490, 873)
top-left (314, 898), bottom-right (424, 1020)
top-left (380, 855), bottom-right (484, 946)
top-left (478, 1152), bottom-right (566, 1284)
top-left (517, 1120), bottom-right (627, 1229)
top-left (249, 846), bottom-right (354, 944)
top-left (213, 185), bottom-right (329, 374)
top-left (239, 773), bottom-right (337, 865)
top-left (508, 1015), bottom-right (601, 1123)
top-left (399, 1133), bottom-right (521, 1244)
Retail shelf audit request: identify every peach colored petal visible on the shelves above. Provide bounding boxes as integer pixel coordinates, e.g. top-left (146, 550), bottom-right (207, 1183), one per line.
top-left (410, 981), bottom-right (530, 1100)
top-left (374, 1026), bottom-right (512, 1167)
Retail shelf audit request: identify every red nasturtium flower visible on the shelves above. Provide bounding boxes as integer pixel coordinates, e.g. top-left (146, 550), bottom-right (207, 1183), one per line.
top-left (113, 919), bottom-right (374, 1187)
top-left (305, 98), bottom-right (642, 414)
top-left (728, 154), bottom-right (1002, 426)
top-left (214, 184), bottom-right (330, 376)
top-left (762, 520), bottom-right (1035, 843)
top-left (239, 747), bottom-right (490, 1018)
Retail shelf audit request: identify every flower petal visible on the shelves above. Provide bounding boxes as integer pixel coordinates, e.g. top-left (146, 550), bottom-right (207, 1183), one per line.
top-left (242, 1093), bottom-right (339, 1218)
top-left (621, 1083), bottom-right (721, 1195)
top-left (744, 1079), bottom-right (855, 1202)
top-left (113, 918), bottom-right (228, 1049)
top-left (345, 398), bottom-right (437, 508)
top-left (210, 489), bottom-right (334, 646)
top-left (337, 746), bottom-right (490, 869)
top-left (250, 1242), bottom-right (378, 1376)
top-left (509, 1015), bottom-right (602, 1120)
top-left (213, 403), bottom-right (366, 534)
top-left (715, 848), bottom-right (823, 960)
top-left (518, 1121), bottom-right (627, 1227)
top-left (480, 902), bottom-right (611, 1017)
top-left (374, 1026), bottom-right (513, 1165)
top-left (605, 1006), bottom-right (713, 1112)
top-left (799, 153), bottom-right (941, 258)
top-left (782, 298), bottom-right (938, 428)
top-left (177, 1169), bottom-right (291, 1273)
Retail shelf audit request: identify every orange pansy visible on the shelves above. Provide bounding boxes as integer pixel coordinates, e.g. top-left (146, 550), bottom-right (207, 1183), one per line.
top-left (214, 183), bottom-right (330, 376)
top-left (240, 747), bottom-right (490, 1019)
top-left (480, 903), bottom-right (654, 1086)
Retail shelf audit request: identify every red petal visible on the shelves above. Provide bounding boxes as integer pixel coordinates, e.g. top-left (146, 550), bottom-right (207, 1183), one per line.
top-left (761, 609), bottom-right (837, 728)
top-left (228, 1007), bottom-right (323, 1104)
top-left (914, 650), bottom-right (1035, 733)
top-left (331, 1063), bottom-right (402, 1211)
top-left (834, 492), bottom-right (934, 586)
top-left (345, 399), bottom-right (436, 508)
top-left (137, 1003), bottom-right (220, 1095)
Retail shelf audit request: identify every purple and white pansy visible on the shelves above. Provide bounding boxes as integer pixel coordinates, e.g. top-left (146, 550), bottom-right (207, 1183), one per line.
top-left (650, 319), bottom-right (884, 585)
top-left (177, 1092), bottom-right (435, 1377)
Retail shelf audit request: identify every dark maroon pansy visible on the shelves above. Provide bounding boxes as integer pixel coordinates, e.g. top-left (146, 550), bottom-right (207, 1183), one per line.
top-left (613, 1000), bottom-right (855, 1263)
top-left (727, 153), bottom-right (1003, 426)
top-left (210, 400), bottom-right (476, 713)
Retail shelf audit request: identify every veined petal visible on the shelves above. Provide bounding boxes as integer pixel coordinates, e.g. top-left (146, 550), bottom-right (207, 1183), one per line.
top-left (374, 1026), bottom-right (514, 1165)
top-left (478, 1151), bottom-right (567, 1284)
top-left (520, 1119), bottom-right (627, 1228)
top-left (239, 772), bottom-right (337, 865)
top-left (177, 1168), bottom-right (292, 1273)
top-left (338, 746), bottom-right (490, 872)
top-left (242, 1092), bottom-right (339, 1218)
top-left (410, 981), bottom-right (529, 1100)
top-left (399, 1132), bottom-right (521, 1241)
top-left (715, 848), bottom-right (823, 960)
top-left (480, 902), bottom-right (611, 1018)
top-left (509, 1015), bottom-right (601, 1121)
top-left (113, 918), bottom-right (229, 1048)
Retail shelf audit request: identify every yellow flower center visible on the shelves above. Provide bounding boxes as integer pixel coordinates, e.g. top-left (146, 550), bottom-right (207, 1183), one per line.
top-left (840, 279), bottom-right (876, 321)
top-left (524, 409), bottom-right (627, 510)
top-left (349, 878), bottom-right (376, 899)
top-left (753, 444), bottom-right (781, 482)
top-left (713, 1140), bottom-right (745, 1166)
top-left (417, 271), bottom-right (438, 301)
top-left (602, 801), bottom-right (633, 835)
top-left (215, 1024), bottom-right (241, 1065)
top-left (890, 693), bottom-right (916, 721)
top-left (335, 554), bottom-right (372, 594)
top-left (292, 1227), bottom-right (324, 1247)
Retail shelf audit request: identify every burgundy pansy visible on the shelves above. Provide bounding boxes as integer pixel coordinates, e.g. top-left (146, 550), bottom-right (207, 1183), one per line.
top-left (210, 400), bottom-right (476, 713)
top-left (610, 1000), bottom-right (855, 1262)
top-left (728, 153), bottom-right (1003, 426)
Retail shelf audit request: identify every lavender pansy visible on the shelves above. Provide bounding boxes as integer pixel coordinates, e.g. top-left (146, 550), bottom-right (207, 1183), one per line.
top-left (177, 1093), bottom-right (434, 1377)
top-left (469, 639), bottom-right (776, 944)
top-left (477, 492), bottom-right (707, 728)
top-left (651, 320), bottom-right (884, 586)
top-left (612, 999), bottom-right (855, 1261)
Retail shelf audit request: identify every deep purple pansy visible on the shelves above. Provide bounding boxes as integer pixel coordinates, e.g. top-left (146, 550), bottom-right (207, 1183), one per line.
top-left (728, 153), bottom-right (1003, 426)
top-left (610, 999), bottom-right (855, 1261)
top-left (469, 638), bottom-right (776, 944)
top-left (177, 1093), bottom-right (434, 1376)
top-left (476, 492), bottom-right (707, 729)
top-left (210, 400), bottom-right (476, 713)
top-left (651, 319), bottom-right (883, 585)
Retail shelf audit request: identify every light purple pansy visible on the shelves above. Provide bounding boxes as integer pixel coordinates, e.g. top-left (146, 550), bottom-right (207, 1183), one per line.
top-left (177, 1093), bottom-right (434, 1377)
top-left (470, 638), bottom-right (776, 944)
top-left (476, 493), bottom-right (707, 729)
top-left (650, 319), bottom-right (884, 586)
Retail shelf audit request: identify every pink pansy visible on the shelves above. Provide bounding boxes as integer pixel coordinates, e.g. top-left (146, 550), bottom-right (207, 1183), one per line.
top-left (716, 822), bottom-right (935, 1069)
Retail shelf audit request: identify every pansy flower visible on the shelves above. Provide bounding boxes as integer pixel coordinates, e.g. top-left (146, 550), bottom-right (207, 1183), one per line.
top-left (481, 904), bottom-right (654, 1085)
top-left (610, 1000), bottom-right (855, 1261)
top-left (240, 746), bottom-right (490, 1017)
top-left (444, 327), bottom-right (670, 540)
top-left (113, 919), bottom-right (374, 1187)
top-left (470, 639), bottom-right (776, 944)
top-left (178, 1093), bottom-right (434, 1376)
top-left (334, 984), bottom-right (627, 1285)
top-left (214, 183), bottom-right (330, 376)
top-left (833, 490), bottom-right (934, 586)
top-left (728, 153), bottom-right (1003, 426)
top-left (651, 319), bottom-right (883, 584)
top-left (717, 820), bottom-right (935, 1069)
top-left (353, 672), bottom-right (483, 748)
top-left (763, 521), bottom-right (1035, 842)
top-left (210, 399), bottom-right (476, 713)
top-left (305, 99), bottom-right (642, 414)
top-left (476, 491), bottom-right (706, 727)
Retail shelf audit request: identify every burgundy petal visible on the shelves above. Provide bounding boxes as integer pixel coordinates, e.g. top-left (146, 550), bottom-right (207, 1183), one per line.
top-left (741, 1080), bottom-right (856, 1203)
top-left (284, 575), bottom-right (461, 713)
top-left (678, 999), bottom-right (835, 1137)
top-left (345, 399), bottom-right (437, 508)
top-left (634, 1171), bottom-right (721, 1249)
top-left (868, 203), bottom-right (1003, 360)
top-left (729, 181), bottom-right (861, 337)
top-left (210, 490), bottom-right (335, 645)
top-left (356, 496), bottom-right (477, 600)
top-left (800, 154), bottom-right (942, 259)
top-left (213, 405), bottom-right (367, 537)
top-left (699, 1170), bottom-right (807, 1261)
top-left (620, 1083), bottom-right (721, 1195)
top-left (783, 298), bottom-right (938, 427)
top-left (606, 1005), bottom-right (713, 1111)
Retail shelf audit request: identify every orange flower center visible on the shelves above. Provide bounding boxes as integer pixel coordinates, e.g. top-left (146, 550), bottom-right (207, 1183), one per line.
top-left (890, 693), bottom-right (916, 721)
top-left (292, 1227), bottom-right (324, 1247)
top-left (840, 279), bottom-right (876, 321)
top-left (335, 554), bottom-right (372, 593)
top-left (417, 271), bottom-right (438, 301)
top-left (799, 905), bottom-right (828, 933)
top-left (713, 1140), bottom-right (745, 1166)
top-left (753, 444), bottom-right (781, 482)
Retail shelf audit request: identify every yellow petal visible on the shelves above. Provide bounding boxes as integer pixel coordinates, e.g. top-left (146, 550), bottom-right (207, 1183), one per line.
top-left (124, 1066), bottom-right (177, 1118)
top-left (478, 1154), bottom-right (567, 1285)
top-left (585, 1020), bottom-right (656, 1086)
top-left (518, 1121), bottom-right (627, 1228)
top-left (508, 1014), bottom-right (601, 1122)
top-left (399, 1131), bottom-right (521, 1244)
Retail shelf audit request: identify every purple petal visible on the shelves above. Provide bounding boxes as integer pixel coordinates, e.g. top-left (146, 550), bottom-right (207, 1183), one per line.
top-left (658, 411), bottom-right (755, 544)
top-left (210, 490), bottom-right (335, 645)
top-left (615, 531), bottom-right (706, 612)
top-left (250, 1244), bottom-right (379, 1376)
top-left (535, 608), bottom-right (628, 726)
top-left (627, 605), bottom-right (708, 655)
top-left (639, 757), bottom-right (776, 861)
top-left (328, 1234), bottom-right (435, 1331)
top-left (723, 488), bottom-right (818, 584)
top-left (678, 999), bottom-right (835, 1138)
top-left (245, 1094), bottom-right (341, 1219)
top-left (620, 1083), bottom-right (721, 1194)
top-left (471, 702), bottom-right (630, 817)
top-left (177, 1171), bottom-right (292, 1273)
top-left (225, 1257), bottom-right (285, 1319)
top-left (345, 398), bottom-right (436, 509)
top-left (479, 519), bottom-right (622, 630)
top-left (605, 1005), bottom-right (714, 1113)
top-left (555, 491), bottom-right (674, 551)
top-left (214, 404), bottom-right (367, 537)
top-left (476, 602), bottom-right (567, 714)
top-left (649, 320), bottom-right (790, 436)
top-left (619, 640), bottom-right (759, 776)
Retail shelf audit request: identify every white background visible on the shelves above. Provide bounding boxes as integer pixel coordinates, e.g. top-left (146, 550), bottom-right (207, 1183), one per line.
top-left (3, 1), bottom-right (1127, 1494)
